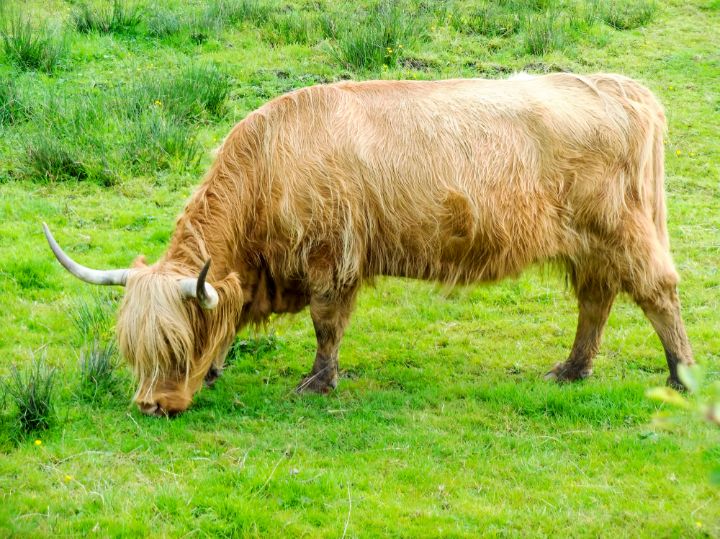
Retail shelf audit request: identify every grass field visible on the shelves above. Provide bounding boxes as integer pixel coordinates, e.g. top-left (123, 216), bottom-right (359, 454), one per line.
top-left (1, 0), bottom-right (719, 536)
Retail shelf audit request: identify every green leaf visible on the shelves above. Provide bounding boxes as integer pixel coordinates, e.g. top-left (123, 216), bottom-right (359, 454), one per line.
top-left (646, 387), bottom-right (690, 408)
top-left (710, 468), bottom-right (720, 486)
top-left (677, 364), bottom-right (703, 393)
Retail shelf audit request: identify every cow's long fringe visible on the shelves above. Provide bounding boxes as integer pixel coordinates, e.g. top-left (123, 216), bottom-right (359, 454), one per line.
top-left (117, 263), bottom-right (242, 399)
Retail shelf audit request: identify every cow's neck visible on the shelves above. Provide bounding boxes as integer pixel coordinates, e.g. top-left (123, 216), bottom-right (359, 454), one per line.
top-left (162, 181), bottom-right (243, 280)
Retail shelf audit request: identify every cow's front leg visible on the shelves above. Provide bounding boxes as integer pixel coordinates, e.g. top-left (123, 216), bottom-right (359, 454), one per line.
top-left (546, 281), bottom-right (616, 382)
top-left (204, 364), bottom-right (223, 387)
top-left (297, 288), bottom-right (357, 394)
top-left (204, 340), bottom-right (234, 388)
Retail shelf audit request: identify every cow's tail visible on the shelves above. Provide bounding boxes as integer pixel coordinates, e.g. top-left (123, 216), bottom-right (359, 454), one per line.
top-left (619, 75), bottom-right (669, 250)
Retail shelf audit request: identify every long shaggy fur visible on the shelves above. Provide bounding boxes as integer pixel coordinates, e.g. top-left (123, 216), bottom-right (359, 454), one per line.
top-left (117, 72), bottom-right (686, 404)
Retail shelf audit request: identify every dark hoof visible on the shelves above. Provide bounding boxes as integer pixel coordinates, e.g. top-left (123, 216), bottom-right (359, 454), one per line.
top-left (204, 365), bottom-right (223, 388)
top-left (296, 373), bottom-right (338, 394)
top-left (666, 376), bottom-right (687, 391)
top-left (544, 361), bottom-right (592, 382)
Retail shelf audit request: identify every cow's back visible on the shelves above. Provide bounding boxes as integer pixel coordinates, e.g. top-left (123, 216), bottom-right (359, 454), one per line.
top-left (227, 74), bottom-right (659, 289)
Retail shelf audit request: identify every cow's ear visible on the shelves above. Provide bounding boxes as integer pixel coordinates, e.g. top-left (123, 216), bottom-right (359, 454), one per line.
top-left (132, 255), bottom-right (148, 268)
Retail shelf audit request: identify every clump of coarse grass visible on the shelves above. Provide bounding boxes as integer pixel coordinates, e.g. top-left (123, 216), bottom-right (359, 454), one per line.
top-left (0, 76), bottom-right (29, 125)
top-left (124, 109), bottom-right (202, 174)
top-left (20, 94), bottom-right (117, 185)
top-left (169, 64), bottom-right (232, 119)
top-left (594, 0), bottom-right (656, 30)
top-left (22, 136), bottom-right (91, 182)
top-left (145, 8), bottom-right (184, 38)
top-left (121, 64), bottom-right (232, 121)
top-left (1, 16), bottom-right (66, 72)
top-left (263, 11), bottom-right (320, 45)
top-left (21, 134), bottom-right (115, 185)
top-left (77, 340), bottom-right (120, 403)
top-left (72, 0), bottom-right (142, 35)
top-left (523, 13), bottom-right (569, 55)
top-left (71, 292), bottom-right (118, 344)
top-left (450, 4), bottom-right (522, 37)
top-left (206, 0), bottom-right (275, 27)
top-left (5, 355), bottom-right (57, 432)
top-left (332, 1), bottom-right (419, 70)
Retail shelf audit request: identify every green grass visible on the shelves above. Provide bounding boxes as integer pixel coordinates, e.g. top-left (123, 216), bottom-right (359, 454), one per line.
top-left (71, 0), bottom-right (142, 35)
top-left (594, 0), bottom-right (657, 30)
top-left (1, 16), bottom-right (66, 72)
top-left (5, 356), bottom-right (57, 433)
top-left (71, 291), bottom-right (118, 344)
top-left (331, 1), bottom-right (425, 69)
top-left (0, 0), bottom-right (719, 536)
top-left (77, 340), bottom-right (121, 404)
top-left (0, 76), bottom-right (28, 126)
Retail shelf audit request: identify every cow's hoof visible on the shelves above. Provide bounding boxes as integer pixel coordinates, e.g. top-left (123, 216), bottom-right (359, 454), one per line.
top-left (296, 373), bottom-right (338, 394)
top-left (204, 365), bottom-right (223, 388)
top-left (666, 375), bottom-right (687, 391)
top-left (544, 361), bottom-right (592, 382)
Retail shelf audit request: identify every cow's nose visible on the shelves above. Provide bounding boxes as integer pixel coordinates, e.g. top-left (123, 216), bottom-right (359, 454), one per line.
top-left (137, 401), bottom-right (162, 417)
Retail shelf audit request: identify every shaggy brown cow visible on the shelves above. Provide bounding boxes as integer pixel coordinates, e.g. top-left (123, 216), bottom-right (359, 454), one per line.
top-left (45, 73), bottom-right (694, 416)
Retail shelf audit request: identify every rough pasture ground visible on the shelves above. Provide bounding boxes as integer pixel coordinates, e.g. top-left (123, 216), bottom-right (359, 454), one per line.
top-left (0, 0), bottom-right (719, 536)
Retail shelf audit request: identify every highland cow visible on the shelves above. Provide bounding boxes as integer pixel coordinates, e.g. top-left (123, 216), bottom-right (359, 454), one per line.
top-left (45, 73), bottom-right (694, 416)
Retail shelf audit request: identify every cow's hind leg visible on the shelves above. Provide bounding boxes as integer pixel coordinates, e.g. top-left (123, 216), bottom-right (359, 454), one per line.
top-left (297, 287), bottom-right (358, 394)
top-left (613, 215), bottom-right (693, 387)
top-left (629, 274), bottom-right (694, 389)
top-left (546, 278), bottom-right (616, 382)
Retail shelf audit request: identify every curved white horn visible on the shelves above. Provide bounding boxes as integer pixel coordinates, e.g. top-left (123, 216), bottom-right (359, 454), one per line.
top-left (179, 260), bottom-right (219, 310)
top-left (43, 222), bottom-right (130, 286)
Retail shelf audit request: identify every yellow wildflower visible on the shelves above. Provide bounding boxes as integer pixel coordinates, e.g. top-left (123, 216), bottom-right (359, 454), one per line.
top-left (34, 439), bottom-right (42, 446)
top-left (675, 149), bottom-right (682, 156)
top-left (154, 100), bottom-right (163, 107)
top-left (64, 475), bottom-right (73, 483)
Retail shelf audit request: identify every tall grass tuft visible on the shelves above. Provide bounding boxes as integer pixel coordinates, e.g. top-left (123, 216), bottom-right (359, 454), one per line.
top-left (124, 109), bottom-right (202, 174)
top-left (171, 64), bottom-right (232, 119)
top-left (523, 13), bottom-right (569, 55)
top-left (6, 356), bottom-right (57, 432)
top-left (121, 64), bottom-right (232, 122)
top-left (77, 340), bottom-right (120, 403)
top-left (332, 1), bottom-right (418, 70)
top-left (20, 95), bottom-right (117, 185)
top-left (450, 5), bottom-right (522, 37)
top-left (22, 137), bottom-right (91, 182)
top-left (594, 0), bottom-right (656, 30)
top-left (207, 0), bottom-right (275, 27)
top-left (263, 11), bottom-right (319, 45)
top-left (0, 76), bottom-right (28, 125)
top-left (146, 9), bottom-right (183, 38)
top-left (22, 133), bottom-right (115, 185)
top-left (72, 0), bottom-right (142, 35)
top-left (71, 292), bottom-right (118, 344)
top-left (1, 16), bottom-right (66, 72)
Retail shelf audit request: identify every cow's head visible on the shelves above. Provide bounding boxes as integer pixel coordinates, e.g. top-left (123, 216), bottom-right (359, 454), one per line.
top-left (43, 224), bottom-right (241, 417)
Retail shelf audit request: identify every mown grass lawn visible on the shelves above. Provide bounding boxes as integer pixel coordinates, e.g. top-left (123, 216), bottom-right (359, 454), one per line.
top-left (0, 0), bottom-right (718, 536)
